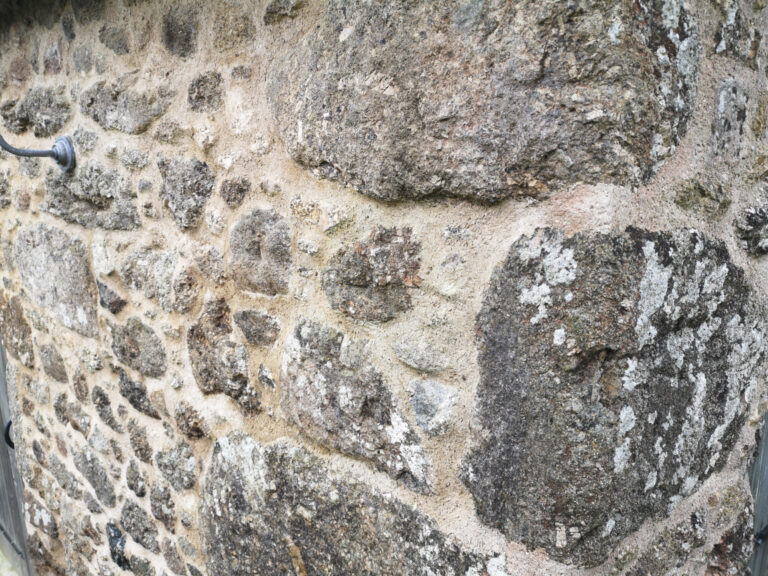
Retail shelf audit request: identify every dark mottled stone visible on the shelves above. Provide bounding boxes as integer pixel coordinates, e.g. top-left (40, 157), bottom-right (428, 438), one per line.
top-left (92, 386), bottom-right (123, 433)
top-left (233, 310), bottom-right (280, 346)
top-left (158, 156), bottom-right (215, 230)
top-left (163, 538), bottom-right (187, 575)
top-left (188, 72), bottom-right (223, 112)
top-left (128, 419), bottom-right (153, 464)
top-left (127, 460), bottom-right (147, 498)
top-left (0, 294), bottom-right (34, 367)
top-left (200, 433), bottom-right (499, 575)
top-left (735, 206), bottom-right (768, 255)
top-left (43, 162), bottom-right (139, 230)
top-left (163, 7), bottom-right (197, 58)
top-left (99, 24), bottom-right (130, 54)
top-left (175, 401), bottom-right (208, 439)
top-left (117, 367), bottom-right (160, 419)
top-left (107, 523), bottom-right (130, 570)
top-left (130, 557), bottom-right (156, 576)
top-left (73, 446), bottom-right (116, 508)
top-left (62, 13), bottom-right (75, 41)
top-left (119, 248), bottom-right (198, 313)
top-left (151, 483), bottom-right (176, 533)
top-left (97, 281), bottom-right (127, 314)
top-left (674, 177), bottom-right (731, 221)
top-left (626, 511), bottom-right (707, 575)
top-left (263, 0), bottom-right (305, 24)
top-left (230, 209), bottom-right (292, 295)
top-left (322, 226), bottom-right (420, 322)
top-left (711, 78), bottom-right (748, 162)
top-left (40, 344), bottom-right (67, 382)
top-left (14, 223), bottom-right (98, 337)
top-left (156, 441), bottom-right (196, 491)
top-left (121, 500), bottom-right (159, 553)
top-left (23, 492), bottom-right (58, 538)
top-left (463, 228), bottom-right (766, 566)
top-left (2, 86), bottom-right (70, 136)
top-left (268, 0), bottom-right (700, 201)
top-left (705, 511), bottom-right (753, 575)
top-left (110, 318), bottom-right (167, 378)
top-left (220, 177), bottom-right (250, 208)
top-left (80, 77), bottom-right (171, 134)
top-left (187, 299), bottom-right (257, 412)
top-left (281, 318), bottom-right (430, 490)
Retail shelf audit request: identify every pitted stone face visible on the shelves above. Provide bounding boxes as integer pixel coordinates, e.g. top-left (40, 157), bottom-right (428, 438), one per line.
top-left (463, 228), bottom-right (766, 566)
top-left (268, 0), bottom-right (700, 201)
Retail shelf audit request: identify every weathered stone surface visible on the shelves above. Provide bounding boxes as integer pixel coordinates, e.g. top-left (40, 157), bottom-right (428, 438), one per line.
top-left (121, 500), bottom-right (159, 553)
top-left (188, 72), bottom-right (223, 112)
top-left (705, 511), bottom-right (753, 575)
top-left (97, 281), bottom-right (127, 314)
top-left (463, 228), bottom-right (766, 566)
top-left (24, 492), bottom-right (58, 538)
top-left (213, 3), bottom-right (256, 51)
top-left (54, 393), bottom-right (91, 436)
top-left (230, 209), bottom-right (292, 296)
top-left (407, 379), bottom-right (457, 436)
top-left (0, 173), bottom-right (10, 210)
top-left (110, 319), bottom-right (167, 378)
top-left (158, 156), bottom-right (215, 230)
top-left (175, 401), bottom-right (208, 439)
top-left (714, 0), bottom-right (761, 67)
top-left (268, 0), bottom-right (700, 201)
top-left (73, 446), bottom-right (116, 508)
top-left (14, 223), bottom-right (98, 337)
top-left (322, 227), bottom-right (419, 322)
top-left (263, 0), bottom-right (305, 24)
top-left (92, 386), bottom-right (123, 433)
top-left (99, 24), bottom-right (129, 54)
top-left (42, 162), bottom-right (139, 230)
top-left (128, 419), bottom-right (153, 464)
top-left (117, 367), bottom-right (160, 419)
top-left (150, 484), bottom-right (176, 533)
top-left (201, 433), bottom-right (501, 575)
top-left (626, 510), bottom-right (707, 575)
top-left (391, 335), bottom-right (446, 373)
top-left (163, 539), bottom-right (186, 575)
top-left (2, 86), bottom-right (70, 136)
top-left (711, 78), bottom-right (748, 161)
top-left (156, 441), bottom-right (196, 491)
top-left (219, 177), bottom-right (250, 208)
top-left (80, 78), bottom-right (171, 134)
top-left (130, 556), bottom-right (156, 576)
top-left (119, 248), bottom-right (198, 313)
top-left (282, 318), bottom-right (430, 490)
top-left (40, 344), bottom-right (67, 382)
top-left (233, 310), bottom-right (280, 347)
top-left (0, 294), bottom-right (34, 367)
top-left (119, 149), bottom-right (149, 171)
top-left (674, 177), bottom-right (731, 221)
top-left (187, 299), bottom-right (258, 412)
top-left (127, 460), bottom-right (147, 498)
top-left (107, 523), bottom-right (129, 571)
top-left (735, 206), bottom-right (768, 255)
top-left (163, 7), bottom-right (197, 58)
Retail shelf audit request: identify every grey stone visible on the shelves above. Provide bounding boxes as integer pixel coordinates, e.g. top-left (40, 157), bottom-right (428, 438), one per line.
top-left (119, 248), bottom-right (198, 313)
top-left (268, 0), bottom-right (700, 201)
top-left (230, 209), bottom-right (292, 296)
top-left (213, 4), bottom-right (256, 51)
top-left (150, 484), bottom-right (176, 533)
top-left (73, 446), bottom-right (116, 508)
top-left (54, 393), bottom-right (90, 436)
top-left (735, 206), bottom-right (768, 255)
top-left (14, 223), bottom-right (98, 337)
top-left (163, 7), bottom-right (198, 58)
top-left (281, 318), bottom-right (430, 491)
top-left (711, 78), bottom-right (748, 161)
top-left (107, 523), bottom-right (129, 570)
top-left (714, 0), bottom-right (760, 67)
top-left (62, 14), bottom-right (75, 41)
top-left (263, 0), bottom-right (305, 24)
top-left (121, 500), bottom-right (159, 553)
top-left (674, 177), bottom-right (731, 221)
top-left (128, 419), bottom-right (153, 463)
top-left (200, 433), bottom-right (499, 575)
top-left (92, 386), bottom-right (123, 433)
top-left (2, 86), bottom-right (70, 136)
top-left (73, 126), bottom-right (98, 152)
top-left (705, 511), bottom-right (753, 575)
top-left (175, 401), bottom-right (208, 439)
top-left (80, 77), bottom-right (171, 134)
top-left (0, 173), bottom-right (10, 210)
top-left (187, 299), bottom-right (258, 413)
top-left (119, 149), bottom-right (149, 171)
top-left (219, 177), bottom-right (250, 208)
top-left (625, 510), bottom-right (706, 576)
top-left (154, 119), bottom-right (185, 144)
top-left (0, 295), bottom-right (34, 367)
top-left (407, 379), bottom-right (458, 436)
top-left (18, 158), bottom-right (40, 178)
top-left (463, 228), bottom-right (766, 566)
top-left (97, 281), bottom-right (127, 314)
top-left (73, 45), bottom-right (92, 73)
top-left (322, 227), bottom-right (419, 322)
top-left (158, 156), bottom-right (215, 230)
top-left (110, 318), bottom-right (167, 378)
top-left (127, 460), bottom-right (147, 498)
top-left (231, 66), bottom-right (252, 80)
top-left (39, 344), bottom-right (66, 382)
top-left (117, 367), bottom-right (160, 419)
top-left (130, 557), bottom-right (156, 576)
top-left (72, 0), bottom-right (105, 23)
top-left (233, 310), bottom-right (280, 347)
top-left (162, 539), bottom-right (186, 575)
top-left (43, 42), bottom-right (61, 75)
top-left (188, 72), bottom-right (223, 112)
top-left (194, 245), bottom-right (225, 285)
top-left (391, 336), bottom-right (446, 373)
top-left (23, 492), bottom-right (58, 538)
top-left (156, 441), bottom-right (196, 491)
top-left (42, 162), bottom-right (139, 230)
top-left (99, 24), bottom-right (130, 55)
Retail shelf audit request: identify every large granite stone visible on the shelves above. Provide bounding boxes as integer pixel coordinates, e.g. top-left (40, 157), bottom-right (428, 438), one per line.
top-left (200, 433), bottom-right (504, 575)
top-left (268, 0), bottom-right (700, 201)
top-left (281, 318), bottom-right (430, 491)
top-left (14, 223), bottom-right (98, 337)
top-left (463, 228), bottom-right (766, 566)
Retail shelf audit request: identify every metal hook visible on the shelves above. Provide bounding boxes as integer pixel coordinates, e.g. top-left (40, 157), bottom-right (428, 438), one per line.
top-left (0, 132), bottom-right (76, 172)
top-left (3, 419), bottom-right (13, 450)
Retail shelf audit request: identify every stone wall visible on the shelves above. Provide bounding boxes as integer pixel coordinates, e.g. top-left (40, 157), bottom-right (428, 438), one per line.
top-left (0, 0), bottom-right (766, 575)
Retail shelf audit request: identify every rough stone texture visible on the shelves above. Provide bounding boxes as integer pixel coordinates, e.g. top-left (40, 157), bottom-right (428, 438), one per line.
top-left (117, 368), bottom-right (161, 419)
top-left (73, 446), bottom-right (116, 508)
top-left (391, 336), bottom-right (446, 373)
top-left (162, 539), bottom-right (186, 575)
top-left (322, 227), bottom-right (420, 322)
top-left (92, 386), bottom-right (123, 433)
top-left (674, 177), bottom-right (731, 221)
top-left (174, 401), bottom-right (208, 439)
top-left (121, 500), bottom-right (159, 553)
top-left (229, 209), bottom-right (292, 296)
top-left (268, 0), bottom-right (700, 201)
top-left (233, 310), bottom-right (280, 347)
top-left (110, 318), bottom-right (167, 378)
top-left (14, 223), bottom-right (98, 337)
top-left (80, 77), bottom-right (171, 134)
top-left (625, 510), bottom-right (707, 575)
top-left (188, 72), bottom-right (223, 112)
top-left (128, 419), bottom-right (153, 464)
top-left (24, 491), bottom-right (58, 538)
top-left (263, 0), bottom-right (305, 24)
top-left (107, 523), bottom-right (129, 571)
top-left (156, 441), bottom-right (196, 491)
top-left (735, 206), bottom-right (768, 255)
top-left (2, 86), bottom-right (70, 136)
top-left (711, 78), bottom-right (748, 162)
top-left (0, 294), bottom-right (34, 367)
top-left (219, 177), bottom-right (250, 208)
top-left (463, 228), bottom-right (766, 566)
top-left (127, 460), bottom-right (147, 498)
top-left (407, 379), bottom-right (458, 436)
top-left (705, 512), bottom-right (753, 575)
top-left (150, 484), bottom-right (176, 533)
top-left (99, 24), bottom-right (130, 55)
top-left (42, 161), bottom-right (139, 230)
top-left (201, 433), bottom-right (500, 575)
top-left (157, 156), bottom-right (215, 230)
top-left (39, 344), bottom-right (67, 382)
top-left (163, 7), bottom-right (198, 58)
top-left (187, 298), bottom-right (258, 412)
top-left (281, 318), bottom-right (430, 491)
top-left (97, 281), bottom-right (127, 315)
top-left (119, 248), bottom-right (198, 313)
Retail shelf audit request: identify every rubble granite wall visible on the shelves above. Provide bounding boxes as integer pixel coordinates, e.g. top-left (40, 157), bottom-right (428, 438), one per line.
top-left (0, 0), bottom-right (766, 575)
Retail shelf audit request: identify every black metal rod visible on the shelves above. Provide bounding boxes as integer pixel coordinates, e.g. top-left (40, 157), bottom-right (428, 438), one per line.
top-left (0, 132), bottom-right (76, 171)
top-left (3, 419), bottom-right (13, 450)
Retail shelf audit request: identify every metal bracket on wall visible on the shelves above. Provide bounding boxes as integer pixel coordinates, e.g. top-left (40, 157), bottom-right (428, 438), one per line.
top-left (3, 420), bottom-right (12, 450)
top-left (0, 132), bottom-right (76, 172)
